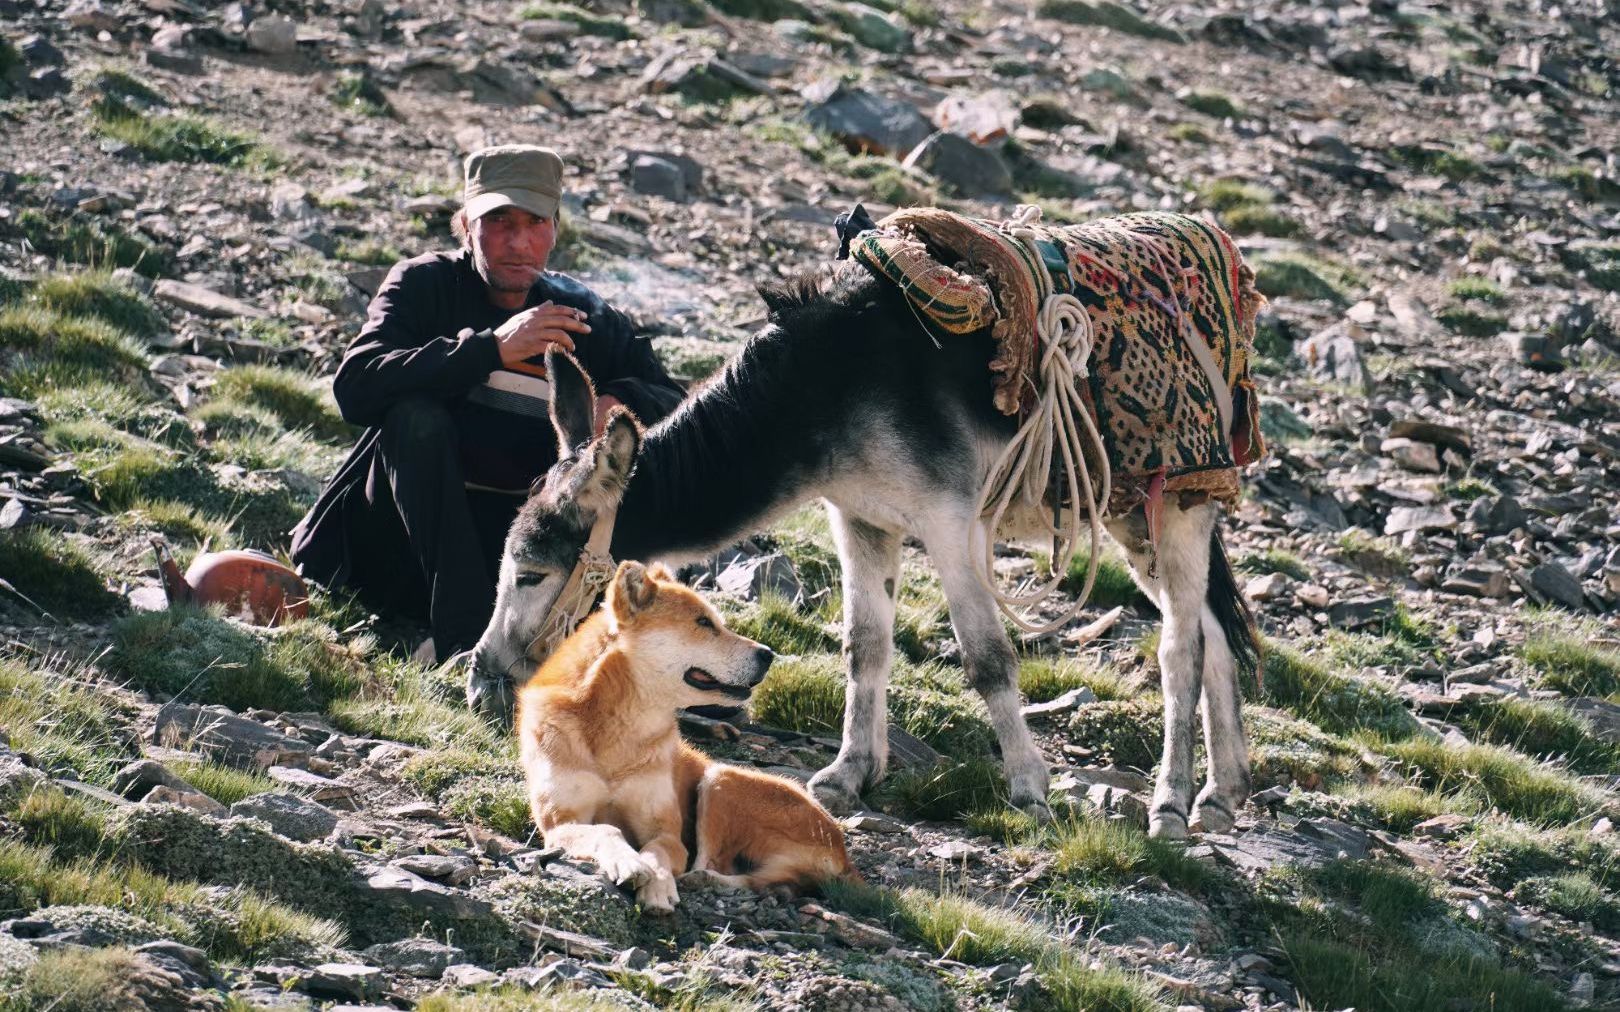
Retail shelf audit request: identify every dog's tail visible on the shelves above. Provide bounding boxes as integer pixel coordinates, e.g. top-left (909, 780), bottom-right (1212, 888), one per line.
top-left (1208, 526), bottom-right (1263, 697)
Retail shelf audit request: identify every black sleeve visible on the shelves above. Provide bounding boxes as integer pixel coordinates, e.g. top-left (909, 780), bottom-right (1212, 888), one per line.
top-left (592, 305), bottom-right (687, 426)
top-left (331, 260), bottom-right (502, 428)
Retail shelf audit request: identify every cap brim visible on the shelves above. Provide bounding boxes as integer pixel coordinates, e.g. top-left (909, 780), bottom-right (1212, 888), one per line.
top-left (465, 188), bottom-right (559, 221)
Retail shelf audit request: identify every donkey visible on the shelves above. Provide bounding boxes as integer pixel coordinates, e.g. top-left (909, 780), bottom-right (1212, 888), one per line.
top-left (469, 265), bottom-right (1261, 840)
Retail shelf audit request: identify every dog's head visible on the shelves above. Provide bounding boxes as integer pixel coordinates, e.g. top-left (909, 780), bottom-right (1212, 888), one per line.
top-left (607, 560), bottom-right (774, 706)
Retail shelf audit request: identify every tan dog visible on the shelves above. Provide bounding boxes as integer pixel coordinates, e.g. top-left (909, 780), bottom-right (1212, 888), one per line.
top-left (516, 560), bottom-right (859, 912)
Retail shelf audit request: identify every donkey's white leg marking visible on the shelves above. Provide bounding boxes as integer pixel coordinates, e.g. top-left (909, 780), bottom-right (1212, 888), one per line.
top-left (1106, 505), bottom-right (1213, 841)
top-left (809, 506), bottom-right (901, 814)
top-left (926, 519), bottom-right (1051, 819)
top-left (1194, 601), bottom-right (1250, 833)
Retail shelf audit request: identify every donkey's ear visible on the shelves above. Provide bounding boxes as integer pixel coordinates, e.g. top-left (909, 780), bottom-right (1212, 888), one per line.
top-left (580, 408), bottom-right (641, 509)
top-left (547, 347), bottom-right (597, 456)
top-left (756, 279), bottom-right (800, 321)
top-left (609, 559), bottom-right (658, 622)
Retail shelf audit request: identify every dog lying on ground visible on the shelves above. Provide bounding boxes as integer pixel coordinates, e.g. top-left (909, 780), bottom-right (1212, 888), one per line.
top-left (516, 560), bottom-right (858, 912)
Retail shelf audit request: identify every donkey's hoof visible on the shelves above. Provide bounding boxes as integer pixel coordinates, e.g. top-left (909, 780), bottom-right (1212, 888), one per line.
top-left (808, 771), bottom-right (863, 815)
top-left (1013, 795), bottom-right (1054, 825)
top-left (1190, 799), bottom-right (1237, 835)
top-left (1147, 810), bottom-right (1189, 841)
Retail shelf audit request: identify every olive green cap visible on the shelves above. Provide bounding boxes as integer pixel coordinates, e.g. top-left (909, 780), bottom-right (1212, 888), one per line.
top-left (462, 145), bottom-right (563, 221)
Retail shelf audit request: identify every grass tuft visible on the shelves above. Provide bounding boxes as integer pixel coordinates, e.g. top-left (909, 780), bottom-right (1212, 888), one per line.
top-left (883, 758), bottom-right (1006, 821)
top-left (1521, 629), bottom-right (1620, 697)
top-left (1236, 548), bottom-right (1309, 581)
top-left (1251, 252), bottom-right (1360, 305)
top-left (1445, 276), bottom-right (1507, 304)
top-left (1261, 644), bottom-right (1418, 740)
top-left (1458, 697), bottom-right (1620, 775)
top-left (0, 528), bottom-right (122, 621)
top-left (12, 208), bottom-right (169, 278)
top-left (1019, 655), bottom-right (1134, 703)
top-left (209, 364), bottom-right (349, 441)
top-left (1383, 736), bottom-right (1604, 825)
top-left (1048, 813), bottom-right (1212, 891)
top-left (749, 654), bottom-right (846, 735)
top-left (1059, 549), bottom-right (1145, 609)
top-left (0, 304), bottom-right (150, 398)
top-left (167, 760), bottom-right (279, 805)
top-left (32, 271), bottom-right (165, 336)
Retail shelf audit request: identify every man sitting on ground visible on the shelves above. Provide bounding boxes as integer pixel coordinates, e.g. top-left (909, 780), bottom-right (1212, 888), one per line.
top-left (290, 144), bottom-right (684, 669)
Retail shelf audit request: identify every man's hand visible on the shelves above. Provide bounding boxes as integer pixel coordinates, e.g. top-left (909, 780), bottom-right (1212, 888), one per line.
top-left (594, 395), bottom-right (623, 437)
top-left (494, 301), bottom-right (592, 367)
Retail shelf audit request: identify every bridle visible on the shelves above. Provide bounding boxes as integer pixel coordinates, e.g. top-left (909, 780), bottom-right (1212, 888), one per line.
top-left (515, 508), bottom-right (618, 674)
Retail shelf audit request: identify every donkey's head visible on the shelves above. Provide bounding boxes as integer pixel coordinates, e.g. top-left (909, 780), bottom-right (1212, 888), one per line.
top-left (465, 349), bottom-right (641, 720)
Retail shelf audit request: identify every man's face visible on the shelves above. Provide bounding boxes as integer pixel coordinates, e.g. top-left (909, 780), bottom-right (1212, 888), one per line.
top-left (469, 206), bottom-right (558, 296)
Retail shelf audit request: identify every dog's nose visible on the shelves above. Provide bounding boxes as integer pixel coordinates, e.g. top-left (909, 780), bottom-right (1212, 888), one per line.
top-left (751, 645), bottom-right (774, 681)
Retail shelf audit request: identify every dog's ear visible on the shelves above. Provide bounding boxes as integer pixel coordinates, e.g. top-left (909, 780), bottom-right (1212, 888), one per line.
top-left (547, 347), bottom-right (597, 457)
top-left (582, 408), bottom-right (640, 506)
top-left (610, 559), bottom-right (658, 622)
top-left (646, 562), bottom-right (674, 582)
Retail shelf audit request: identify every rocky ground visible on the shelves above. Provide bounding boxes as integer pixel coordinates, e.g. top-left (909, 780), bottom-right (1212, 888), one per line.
top-left (3, 0), bottom-right (1620, 1008)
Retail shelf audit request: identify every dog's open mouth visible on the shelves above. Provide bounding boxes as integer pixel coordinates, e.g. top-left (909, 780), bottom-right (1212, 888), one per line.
top-left (684, 667), bottom-right (752, 699)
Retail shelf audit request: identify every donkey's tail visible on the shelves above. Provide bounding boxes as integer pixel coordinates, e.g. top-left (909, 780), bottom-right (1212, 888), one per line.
top-left (1207, 527), bottom-right (1263, 698)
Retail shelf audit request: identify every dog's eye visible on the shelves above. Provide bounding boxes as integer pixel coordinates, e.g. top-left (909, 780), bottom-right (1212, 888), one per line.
top-left (696, 615), bottom-right (714, 630)
top-left (514, 572), bottom-right (546, 588)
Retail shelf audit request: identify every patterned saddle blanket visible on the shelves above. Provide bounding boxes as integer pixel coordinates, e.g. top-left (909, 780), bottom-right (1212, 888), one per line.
top-left (848, 208), bottom-right (1267, 512)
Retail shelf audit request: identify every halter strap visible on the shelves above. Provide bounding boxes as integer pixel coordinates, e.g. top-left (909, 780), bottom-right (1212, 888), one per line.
top-left (527, 509), bottom-right (619, 663)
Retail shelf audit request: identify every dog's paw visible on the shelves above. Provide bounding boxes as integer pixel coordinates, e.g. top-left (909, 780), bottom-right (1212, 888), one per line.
top-left (678, 868), bottom-right (749, 895)
top-left (637, 871), bottom-right (679, 914)
top-left (596, 849), bottom-right (659, 888)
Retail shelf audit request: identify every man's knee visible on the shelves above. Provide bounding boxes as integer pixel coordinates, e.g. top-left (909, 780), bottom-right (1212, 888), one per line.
top-left (379, 397), bottom-right (456, 453)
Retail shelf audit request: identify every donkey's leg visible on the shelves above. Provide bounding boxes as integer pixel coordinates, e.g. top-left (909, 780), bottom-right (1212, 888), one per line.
top-left (1193, 531), bottom-right (1255, 833)
top-left (809, 508), bottom-right (901, 814)
top-left (927, 520), bottom-right (1051, 819)
top-left (1106, 504), bottom-right (1214, 840)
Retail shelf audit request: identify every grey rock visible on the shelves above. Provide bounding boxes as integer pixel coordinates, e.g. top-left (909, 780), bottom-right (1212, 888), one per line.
top-left (153, 704), bottom-right (313, 770)
top-left (1381, 437), bottom-right (1441, 473)
top-left (803, 82), bottom-right (934, 158)
top-left (1563, 698), bottom-right (1620, 744)
top-left (1442, 562), bottom-right (1510, 598)
top-left (143, 784), bottom-right (226, 814)
top-left (19, 36), bottom-right (64, 67)
top-left (362, 937), bottom-right (466, 978)
top-left (112, 758), bottom-right (194, 800)
top-left (1021, 685), bottom-right (1097, 718)
top-left (715, 552), bottom-right (801, 603)
top-left (230, 792), bottom-right (340, 842)
top-left (626, 149), bottom-right (704, 196)
top-left (390, 852), bottom-right (477, 885)
top-left (1464, 495), bottom-right (1525, 535)
top-left (152, 280), bottom-right (269, 320)
top-left (630, 155), bottom-right (689, 202)
top-left (363, 866), bottom-right (493, 920)
top-left (836, 2), bottom-right (911, 53)
top-left (1298, 323), bottom-right (1371, 391)
top-left (442, 963), bottom-right (501, 987)
top-left (844, 811), bottom-right (909, 834)
top-left (1529, 561), bottom-right (1586, 610)
top-left (902, 131), bottom-right (1013, 198)
top-left (1327, 595), bottom-right (1395, 629)
top-left (1385, 505), bottom-right (1455, 534)
top-left (505, 959), bottom-right (613, 990)
top-left (0, 750), bottom-right (46, 807)
top-left (301, 963), bottom-right (383, 1001)
top-left (246, 14), bottom-right (299, 55)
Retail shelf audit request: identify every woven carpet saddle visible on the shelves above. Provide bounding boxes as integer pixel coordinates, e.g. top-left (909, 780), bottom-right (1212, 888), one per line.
top-left (849, 208), bottom-right (1267, 515)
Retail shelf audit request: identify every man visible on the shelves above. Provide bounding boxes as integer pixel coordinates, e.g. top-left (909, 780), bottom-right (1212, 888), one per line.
top-left (290, 144), bottom-right (685, 664)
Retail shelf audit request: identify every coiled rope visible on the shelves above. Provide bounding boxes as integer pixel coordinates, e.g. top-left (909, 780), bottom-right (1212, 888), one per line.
top-left (973, 205), bottom-right (1114, 636)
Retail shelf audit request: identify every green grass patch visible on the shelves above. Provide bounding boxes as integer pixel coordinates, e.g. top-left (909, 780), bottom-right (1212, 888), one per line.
top-left (1198, 178), bottom-right (1273, 211)
top-left (329, 658), bottom-right (507, 753)
top-left (1518, 872), bottom-right (1620, 930)
top-left (1330, 782), bottom-right (1473, 833)
top-left (1335, 527), bottom-right (1409, 575)
top-left (1034, 0), bottom-right (1182, 42)
top-left (1068, 698), bottom-right (1160, 769)
top-left (32, 271), bottom-right (165, 336)
top-left (1445, 276), bottom-right (1507, 304)
top-left (1180, 90), bottom-right (1240, 119)
top-left (1521, 628), bottom-right (1620, 696)
top-left (1458, 697), bottom-right (1620, 775)
top-left (882, 758), bottom-right (1005, 821)
top-left (1019, 655), bottom-right (1134, 703)
top-left (749, 653), bottom-right (846, 735)
top-left (166, 760), bottom-right (279, 805)
top-left (443, 776), bottom-right (531, 840)
top-left (1221, 204), bottom-right (1301, 238)
top-left (333, 238), bottom-right (404, 266)
top-left (0, 660), bottom-right (137, 788)
top-left (403, 748), bottom-right (514, 800)
top-left (519, 2), bottom-right (635, 38)
top-left (1251, 252), bottom-right (1360, 305)
top-left (1470, 824), bottom-right (1620, 891)
top-left (1059, 548), bottom-right (1145, 609)
top-left (1392, 144), bottom-right (1486, 182)
top-left (725, 593), bottom-right (839, 656)
top-left (332, 71), bottom-right (391, 116)
top-left (1383, 736), bottom-right (1604, 825)
top-left (822, 880), bottom-right (1165, 1010)
top-left (92, 81), bottom-right (272, 168)
top-left (117, 499), bottom-right (235, 549)
top-left (417, 987), bottom-right (660, 1011)
top-left (0, 304), bottom-right (150, 398)
top-left (1446, 476), bottom-right (1497, 501)
top-left (0, 528), bottom-right (122, 621)
top-left (209, 364), bottom-right (348, 441)
top-left (10, 208), bottom-right (169, 278)
top-left (106, 609), bottom-right (368, 712)
top-left (1436, 304), bottom-right (1507, 337)
top-left (1261, 643), bottom-right (1418, 740)
top-left (1236, 548), bottom-right (1309, 581)
top-left (9, 787), bottom-right (114, 862)
top-left (1048, 813), bottom-right (1212, 891)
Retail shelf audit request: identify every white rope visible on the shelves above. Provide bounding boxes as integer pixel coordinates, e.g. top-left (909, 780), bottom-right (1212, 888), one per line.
top-left (972, 206), bottom-right (1114, 637)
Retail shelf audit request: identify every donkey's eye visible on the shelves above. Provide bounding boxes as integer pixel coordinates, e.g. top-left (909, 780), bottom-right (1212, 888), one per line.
top-left (696, 615), bottom-right (715, 630)
top-left (515, 572), bottom-right (547, 588)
